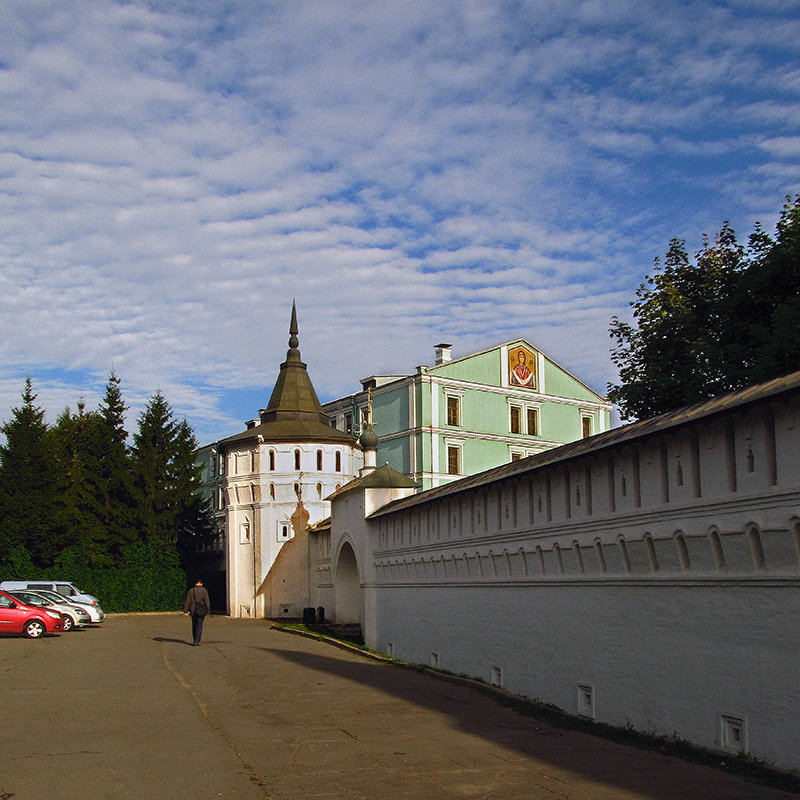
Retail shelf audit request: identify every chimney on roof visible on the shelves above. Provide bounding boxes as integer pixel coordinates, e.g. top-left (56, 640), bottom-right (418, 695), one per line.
top-left (434, 343), bottom-right (452, 365)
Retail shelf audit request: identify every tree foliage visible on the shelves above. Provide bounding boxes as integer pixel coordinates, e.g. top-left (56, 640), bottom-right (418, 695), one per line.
top-left (130, 391), bottom-right (212, 553)
top-left (609, 196), bottom-right (800, 421)
top-left (0, 372), bottom-right (211, 610)
top-left (0, 378), bottom-right (60, 566)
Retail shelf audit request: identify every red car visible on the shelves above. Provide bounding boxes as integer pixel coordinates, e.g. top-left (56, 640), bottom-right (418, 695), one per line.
top-left (0, 589), bottom-right (63, 638)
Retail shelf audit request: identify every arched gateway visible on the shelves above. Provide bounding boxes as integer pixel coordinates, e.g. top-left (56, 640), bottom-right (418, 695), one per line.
top-left (334, 540), bottom-right (361, 624)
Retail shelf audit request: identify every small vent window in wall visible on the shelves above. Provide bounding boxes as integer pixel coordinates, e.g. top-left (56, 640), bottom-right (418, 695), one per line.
top-left (239, 519), bottom-right (251, 544)
top-left (446, 395), bottom-right (460, 426)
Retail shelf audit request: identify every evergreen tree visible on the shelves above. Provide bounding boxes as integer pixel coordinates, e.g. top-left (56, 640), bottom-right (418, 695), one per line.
top-left (130, 391), bottom-right (211, 551)
top-left (50, 401), bottom-right (106, 560)
top-left (0, 378), bottom-right (61, 567)
top-left (94, 370), bottom-right (136, 562)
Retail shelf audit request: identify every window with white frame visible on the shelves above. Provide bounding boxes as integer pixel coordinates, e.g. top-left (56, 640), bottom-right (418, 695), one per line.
top-left (445, 439), bottom-right (463, 475)
top-left (509, 400), bottom-right (541, 435)
top-left (239, 519), bottom-right (251, 544)
top-left (581, 413), bottom-right (594, 438)
top-left (277, 520), bottom-right (292, 541)
top-left (527, 407), bottom-right (539, 436)
top-left (445, 392), bottom-right (462, 426)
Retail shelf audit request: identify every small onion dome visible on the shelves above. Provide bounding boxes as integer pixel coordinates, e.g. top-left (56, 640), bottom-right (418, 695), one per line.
top-left (359, 422), bottom-right (379, 451)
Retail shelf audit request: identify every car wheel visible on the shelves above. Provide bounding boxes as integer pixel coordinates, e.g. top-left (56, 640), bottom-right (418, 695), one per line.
top-left (62, 615), bottom-right (73, 632)
top-left (23, 620), bottom-right (46, 639)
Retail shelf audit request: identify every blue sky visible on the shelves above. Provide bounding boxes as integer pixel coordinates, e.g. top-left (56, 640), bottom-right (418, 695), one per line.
top-left (1, 0), bottom-right (798, 444)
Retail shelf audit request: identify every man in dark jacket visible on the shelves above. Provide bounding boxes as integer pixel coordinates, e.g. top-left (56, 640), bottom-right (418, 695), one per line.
top-left (183, 579), bottom-right (211, 646)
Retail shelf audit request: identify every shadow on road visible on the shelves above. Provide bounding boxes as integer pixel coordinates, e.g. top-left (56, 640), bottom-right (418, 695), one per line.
top-left (260, 641), bottom-right (795, 800)
top-left (153, 636), bottom-right (195, 646)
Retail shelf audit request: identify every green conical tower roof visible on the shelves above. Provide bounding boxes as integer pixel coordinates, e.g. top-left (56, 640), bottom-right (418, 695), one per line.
top-left (221, 302), bottom-right (356, 447)
top-left (261, 301), bottom-right (329, 424)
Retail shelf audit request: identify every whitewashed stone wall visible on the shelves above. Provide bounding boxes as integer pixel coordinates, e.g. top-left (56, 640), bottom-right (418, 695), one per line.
top-left (328, 386), bottom-right (800, 770)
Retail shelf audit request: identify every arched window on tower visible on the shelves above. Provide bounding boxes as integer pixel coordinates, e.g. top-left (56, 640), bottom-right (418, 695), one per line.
top-left (294, 449), bottom-right (301, 470)
top-left (335, 451), bottom-right (342, 472)
top-left (317, 449), bottom-right (323, 470)
top-left (269, 450), bottom-right (275, 471)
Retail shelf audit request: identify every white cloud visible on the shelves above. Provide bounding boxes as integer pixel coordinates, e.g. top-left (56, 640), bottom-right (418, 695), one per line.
top-left (0, 0), bottom-right (797, 443)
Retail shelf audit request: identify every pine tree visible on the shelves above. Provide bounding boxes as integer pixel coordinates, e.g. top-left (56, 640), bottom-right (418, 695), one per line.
top-left (50, 401), bottom-right (106, 560)
top-left (130, 391), bottom-right (211, 551)
top-left (94, 370), bottom-right (137, 561)
top-left (0, 378), bottom-right (61, 567)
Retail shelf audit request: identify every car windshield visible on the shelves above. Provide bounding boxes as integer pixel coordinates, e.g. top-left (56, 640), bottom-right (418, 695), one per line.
top-left (15, 593), bottom-right (51, 606)
top-left (36, 590), bottom-right (65, 603)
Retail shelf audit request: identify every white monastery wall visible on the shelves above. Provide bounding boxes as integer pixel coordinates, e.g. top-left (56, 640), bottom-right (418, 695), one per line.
top-left (331, 392), bottom-right (800, 769)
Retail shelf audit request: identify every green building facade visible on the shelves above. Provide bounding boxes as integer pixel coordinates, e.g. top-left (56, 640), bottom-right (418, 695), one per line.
top-left (323, 341), bottom-right (612, 491)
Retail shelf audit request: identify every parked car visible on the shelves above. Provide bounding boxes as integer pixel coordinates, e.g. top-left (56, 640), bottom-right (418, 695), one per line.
top-left (5, 590), bottom-right (91, 632)
top-left (30, 589), bottom-right (105, 623)
top-left (0, 590), bottom-right (63, 638)
top-left (0, 580), bottom-right (100, 607)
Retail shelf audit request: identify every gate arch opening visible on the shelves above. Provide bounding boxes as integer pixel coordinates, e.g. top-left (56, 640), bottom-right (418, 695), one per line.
top-left (335, 540), bottom-right (361, 624)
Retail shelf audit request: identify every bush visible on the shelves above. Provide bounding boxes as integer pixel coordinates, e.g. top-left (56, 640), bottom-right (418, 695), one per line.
top-left (54, 542), bottom-right (186, 612)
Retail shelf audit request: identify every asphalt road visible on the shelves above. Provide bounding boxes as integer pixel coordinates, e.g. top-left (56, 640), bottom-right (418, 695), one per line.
top-left (0, 614), bottom-right (796, 800)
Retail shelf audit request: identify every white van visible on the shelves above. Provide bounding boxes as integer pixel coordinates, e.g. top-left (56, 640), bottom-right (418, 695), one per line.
top-left (0, 581), bottom-right (101, 608)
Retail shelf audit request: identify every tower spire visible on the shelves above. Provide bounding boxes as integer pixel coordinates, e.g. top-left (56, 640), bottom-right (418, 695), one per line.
top-left (289, 299), bottom-right (299, 350)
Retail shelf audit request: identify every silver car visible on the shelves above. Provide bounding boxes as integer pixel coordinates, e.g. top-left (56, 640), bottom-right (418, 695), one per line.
top-left (32, 589), bottom-right (105, 623)
top-left (6, 590), bottom-right (91, 632)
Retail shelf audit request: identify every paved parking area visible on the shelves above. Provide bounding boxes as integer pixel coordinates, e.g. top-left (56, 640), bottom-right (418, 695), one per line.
top-left (1, 614), bottom-right (796, 800)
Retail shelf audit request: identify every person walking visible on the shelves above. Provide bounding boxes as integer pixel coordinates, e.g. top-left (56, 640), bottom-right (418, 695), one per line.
top-left (183, 579), bottom-right (211, 646)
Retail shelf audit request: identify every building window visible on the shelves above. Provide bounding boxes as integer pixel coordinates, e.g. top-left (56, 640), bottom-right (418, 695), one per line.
top-left (239, 519), bottom-right (251, 544)
top-left (269, 483), bottom-right (275, 500)
top-left (294, 449), bottom-right (301, 470)
top-left (511, 452), bottom-right (523, 462)
top-left (510, 405), bottom-right (522, 434)
top-left (527, 408), bottom-right (539, 436)
top-left (317, 449), bottom-right (323, 470)
top-left (581, 414), bottom-right (593, 438)
top-left (344, 413), bottom-right (353, 434)
top-left (317, 483), bottom-right (323, 498)
top-left (446, 395), bottom-right (460, 426)
top-left (329, 417), bottom-right (337, 429)
top-left (447, 445), bottom-right (461, 475)
top-left (335, 451), bottom-right (342, 472)
top-left (269, 450), bottom-right (275, 471)
top-left (277, 522), bottom-right (291, 541)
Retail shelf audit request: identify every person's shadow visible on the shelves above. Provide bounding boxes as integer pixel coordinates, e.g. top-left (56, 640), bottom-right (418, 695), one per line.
top-left (153, 637), bottom-right (195, 646)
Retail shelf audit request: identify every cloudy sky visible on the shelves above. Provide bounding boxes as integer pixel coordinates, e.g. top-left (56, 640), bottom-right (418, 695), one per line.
top-left (1, 0), bottom-right (798, 444)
